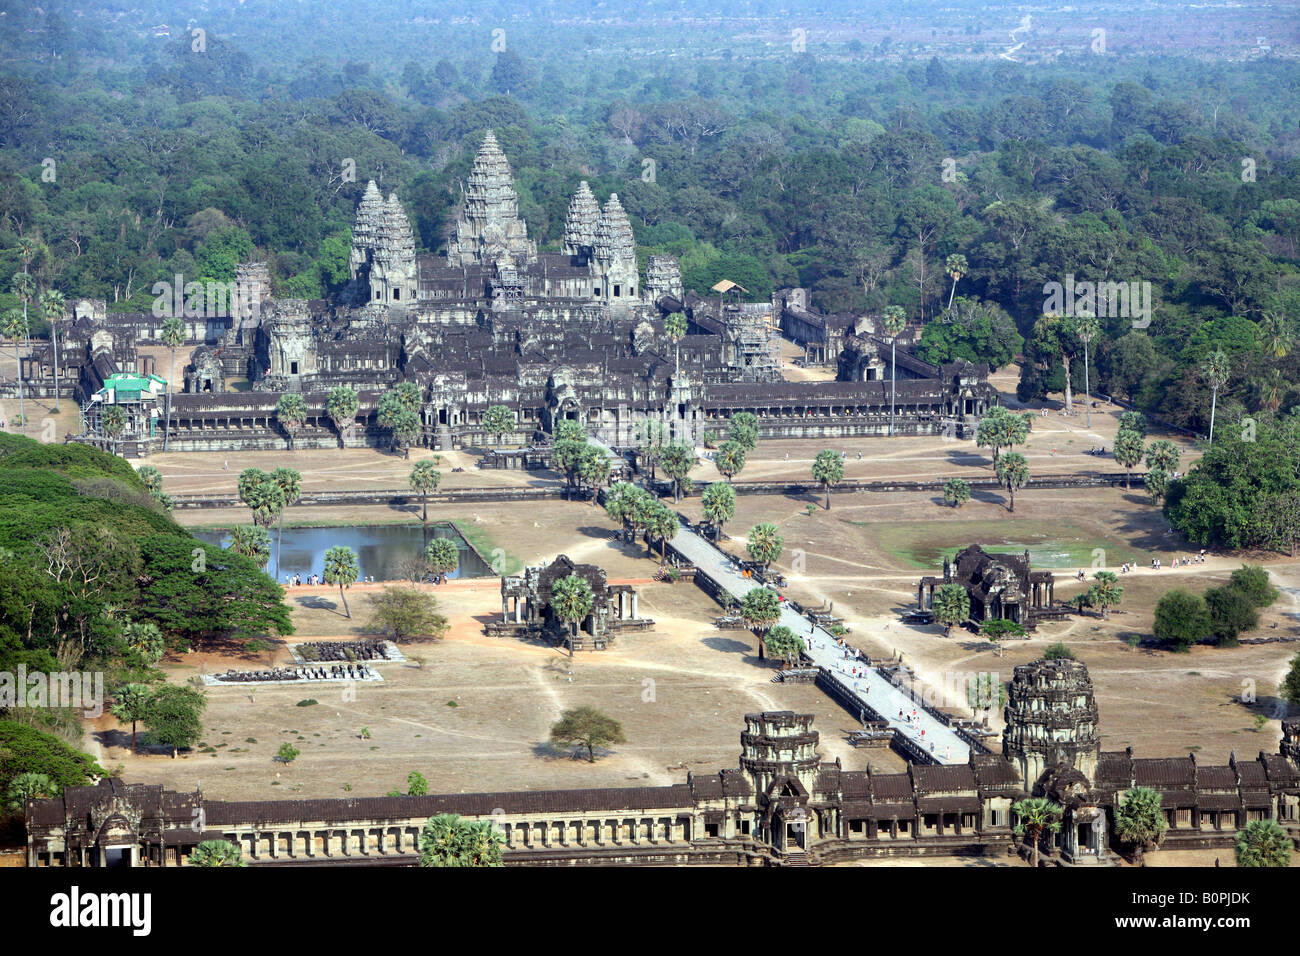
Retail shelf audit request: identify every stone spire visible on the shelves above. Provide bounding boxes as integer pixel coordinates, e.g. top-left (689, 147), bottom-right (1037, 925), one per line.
top-left (349, 180), bottom-right (385, 281)
top-left (562, 181), bottom-right (600, 260)
top-left (594, 193), bottom-right (635, 268)
top-left (447, 129), bottom-right (536, 267)
top-left (1002, 657), bottom-right (1101, 792)
top-left (645, 255), bottom-right (683, 302)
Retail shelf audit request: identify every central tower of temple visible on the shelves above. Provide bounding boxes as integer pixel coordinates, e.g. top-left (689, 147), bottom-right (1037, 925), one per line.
top-left (447, 130), bottom-right (537, 268)
top-left (1002, 657), bottom-right (1101, 791)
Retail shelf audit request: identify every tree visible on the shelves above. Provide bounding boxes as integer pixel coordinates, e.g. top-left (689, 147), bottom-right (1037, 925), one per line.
top-left (100, 405), bottom-right (128, 456)
top-left (1030, 313), bottom-right (1080, 415)
top-left (424, 537), bottom-right (459, 582)
top-left (122, 621), bottom-right (165, 665)
top-left (578, 445), bottom-right (611, 505)
top-left (882, 306), bottom-right (908, 435)
top-left (1235, 819), bottom-right (1292, 868)
top-left (995, 451), bottom-right (1029, 512)
top-left (701, 481), bottom-right (736, 536)
top-left (5, 772), bottom-right (58, 813)
top-left (377, 389), bottom-right (421, 458)
top-left (1283, 651), bottom-right (1300, 710)
top-left (746, 523), bottom-right (783, 571)
top-left (2, 309), bottom-right (27, 437)
top-left (636, 420), bottom-right (668, 481)
top-left (764, 625), bottom-right (805, 667)
top-left (550, 573), bottom-right (594, 656)
top-left (160, 316), bottom-right (185, 451)
top-left (1119, 411), bottom-right (1148, 438)
top-left (109, 686), bottom-right (153, 759)
top-left (1144, 439), bottom-right (1180, 475)
top-left (643, 501), bottom-right (678, 559)
top-left (408, 460), bottom-right (442, 522)
top-left (1152, 589), bottom-right (1211, 651)
top-left (660, 440), bottom-right (697, 503)
top-left (975, 406), bottom-right (1027, 466)
top-left (729, 412), bottom-right (760, 451)
top-left (932, 583), bottom-right (970, 637)
top-left (1074, 313), bottom-right (1100, 428)
top-left (549, 706), bottom-right (626, 762)
top-left (188, 840), bottom-right (247, 867)
top-left (966, 671), bottom-right (1006, 721)
top-left (419, 813), bottom-right (505, 867)
top-left (1113, 787), bottom-right (1167, 864)
top-left (811, 449), bottom-right (846, 510)
top-left (482, 404), bottom-right (515, 446)
top-left (323, 546), bottom-right (359, 619)
top-left (1201, 350), bottom-right (1231, 445)
top-left (407, 771), bottom-right (429, 796)
top-left (1228, 564), bottom-right (1277, 608)
top-left (740, 587), bottom-right (782, 657)
top-left (1042, 642), bottom-right (1075, 661)
top-left (142, 685), bottom-right (206, 758)
top-left (244, 476), bottom-right (285, 529)
top-left (227, 525), bottom-right (271, 570)
top-left (367, 586), bottom-right (448, 641)
top-left (1086, 571), bottom-right (1123, 619)
top-left (665, 311), bottom-right (687, 379)
top-left (1012, 797), bottom-right (1063, 867)
top-left (270, 394), bottom-right (306, 452)
top-left (714, 440), bottom-right (747, 483)
top-left (325, 386), bottom-right (359, 447)
top-left (1204, 585), bottom-right (1258, 646)
top-left (552, 437), bottom-right (589, 498)
top-left (943, 477), bottom-right (971, 509)
top-left (1144, 468), bottom-right (1171, 505)
top-left (40, 289), bottom-right (66, 412)
top-left (944, 253), bottom-right (968, 310)
top-left (276, 743), bottom-right (300, 764)
top-left (270, 467), bottom-right (301, 573)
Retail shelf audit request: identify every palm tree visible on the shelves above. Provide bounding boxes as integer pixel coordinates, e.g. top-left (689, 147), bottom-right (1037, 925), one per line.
top-left (1201, 350), bottom-right (1230, 445)
top-left (811, 449), bottom-right (845, 510)
top-left (1259, 312), bottom-right (1293, 360)
top-left (931, 583), bottom-right (970, 637)
top-left (100, 404), bottom-right (128, 456)
top-left (644, 501), bottom-right (678, 560)
top-left (1113, 429), bottom-right (1144, 490)
top-left (270, 467), bottom-right (301, 573)
top-left (1234, 818), bottom-right (1292, 868)
top-left (995, 451), bottom-right (1029, 512)
top-left (714, 440), bottom-right (746, 482)
top-left (660, 439), bottom-right (697, 503)
top-left (739, 586), bottom-right (782, 657)
top-left (665, 311), bottom-right (687, 380)
top-left (1086, 571), bottom-right (1123, 619)
top-left (275, 393), bottom-right (308, 451)
top-left (159, 316), bottom-right (185, 451)
top-left (550, 573), bottom-right (594, 656)
top-left (39, 289), bottom-right (66, 412)
top-left (1113, 786), bottom-right (1167, 864)
top-left (1012, 797), bottom-right (1063, 867)
top-left (578, 445), bottom-right (611, 505)
top-left (418, 813), bottom-right (504, 867)
top-left (110, 683), bottom-right (154, 754)
top-left (882, 306), bottom-right (907, 436)
top-left (424, 537), bottom-right (459, 583)
top-left (325, 385), bottom-right (359, 447)
top-left (10, 270), bottom-right (35, 401)
top-left (701, 481), bottom-right (736, 537)
top-left (944, 253), bottom-right (968, 310)
top-left (745, 522), bottom-right (783, 572)
top-left (245, 477), bottom-right (285, 529)
top-left (1074, 312), bottom-right (1100, 428)
top-left (228, 525), bottom-right (272, 570)
top-left (188, 840), bottom-right (247, 867)
top-left (323, 545), bottom-right (359, 619)
top-left (408, 459), bottom-right (442, 522)
top-left (2, 309), bottom-right (27, 436)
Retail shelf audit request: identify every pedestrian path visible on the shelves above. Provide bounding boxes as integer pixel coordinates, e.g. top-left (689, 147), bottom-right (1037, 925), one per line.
top-left (668, 520), bottom-right (970, 764)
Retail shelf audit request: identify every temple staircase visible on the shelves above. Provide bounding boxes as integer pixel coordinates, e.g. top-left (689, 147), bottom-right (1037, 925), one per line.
top-left (782, 849), bottom-right (811, 867)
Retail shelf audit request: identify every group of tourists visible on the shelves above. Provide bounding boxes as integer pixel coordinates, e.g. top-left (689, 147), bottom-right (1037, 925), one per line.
top-left (284, 573), bottom-right (377, 586)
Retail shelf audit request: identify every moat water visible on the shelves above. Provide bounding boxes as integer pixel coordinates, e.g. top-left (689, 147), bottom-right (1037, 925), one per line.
top-left (193, 523), bottom-right (495, 584)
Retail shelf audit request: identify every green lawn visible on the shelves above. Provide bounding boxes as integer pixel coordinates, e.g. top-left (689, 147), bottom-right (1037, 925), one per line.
top-left (858, 518), bottom-right (1128, 572)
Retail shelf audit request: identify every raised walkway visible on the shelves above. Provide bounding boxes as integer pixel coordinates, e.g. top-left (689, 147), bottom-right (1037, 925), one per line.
top-left (665, 519), bottom-right (970, 765)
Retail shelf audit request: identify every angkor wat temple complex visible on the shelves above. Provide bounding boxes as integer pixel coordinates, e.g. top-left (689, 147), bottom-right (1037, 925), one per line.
top-left (21, 131), bottom-right (995, 458)
top-left (23, 661), bottom-right (1300, 867)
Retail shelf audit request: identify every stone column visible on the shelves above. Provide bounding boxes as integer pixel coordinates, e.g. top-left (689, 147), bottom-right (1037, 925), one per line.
top-left (631, 593), bottom-right (638, 619)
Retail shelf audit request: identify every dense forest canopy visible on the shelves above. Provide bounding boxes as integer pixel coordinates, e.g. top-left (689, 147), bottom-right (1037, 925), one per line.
top-left (1, 0), bottom-right (1298, 435)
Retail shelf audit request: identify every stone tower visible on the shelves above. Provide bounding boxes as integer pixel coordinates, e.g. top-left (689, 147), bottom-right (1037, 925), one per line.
top-left (592, 193), bottom-right (638, 301)
top-left (645, 255), bottom-right (684, 303)
top-left (1002, 658), bottom-right (1101, 792)
top-left (1281, 717), bottom-right (1300, 769)
top-left (349, 182), bottom-right (417, 305)
top-left (740, 711), bottom-right (820, 797)
top-left (561, 181), bottom-right (600, 262)
top-left (447, 130), bottom-right (536, 268)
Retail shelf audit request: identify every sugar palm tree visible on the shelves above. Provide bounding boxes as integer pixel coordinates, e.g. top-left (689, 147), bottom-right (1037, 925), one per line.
top-left (550, 573), bottom-right (594, 657)
top-left (1113, 429), bottom-right (1144, 490)
top-left (1086, 571), bottom-right (1123, 619)
top-left (1012, 797), bottom-right (1063, 867)
top-left (1259, 312), bottom-right (1292, 360)
top-left (745, 522), bottom-right (783, 572)
top-left (701, 481), bottom-right (736, 537)
top-left (418, 813), bottom-right (504, 867)
top-left (424, 537), bottom-right (459, 583)
top-left (714, 440), bottom-right (746, 483)
top-left (1113, 786), bottom-right (1167, 864)
top-left (1074, 312), bottom-right (1100, 428)
top-left (995, 451), bottom-right (1029, 512)
top-left (275, 393), bottom-right (308, 451)
top-left (882, 306), bottom-right (907, 436)
top-left (325, 385), bottom-right (359, 447)
top-left (1201, 350), bottom-right (1230, 446)
top-left (100, 404), bottom-right (128, 456)
top-left (39, 289), bottom-right (66, 412)
top-left (228, 524), bottom-right (272, 570)
top-left (1234, 818), bottom-right (1292, 868)
top-left (159, 316), bottom-right (185, 451)
top-left (408, 459), bottom-right (442, 522)
top-left (323, 545), bottom-right (360, 619)
top-left (2, 309), bottom-right (27, 436)
top-left (578, 445), bottom-right (611, 505)
top-left (944, 253), bottom-right (967, 310)
top-left (10, 269), bottom-right (35, 389)
top-left (644, 500), bottom-right (678, 560)
top-left (270, 467), bottom-right (302, 573)
top-left (811, 449), bottom-right (845, 510)
top-left (931, 583), bottom-right (970, 637)
top-left (188, 840), bottom-right (247, 867)
top-left (665, 311), bottom-right (687, 380)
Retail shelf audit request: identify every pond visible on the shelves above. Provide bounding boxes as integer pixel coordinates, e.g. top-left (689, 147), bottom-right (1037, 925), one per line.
top-left (193, 523), bottom-right (495, 583)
